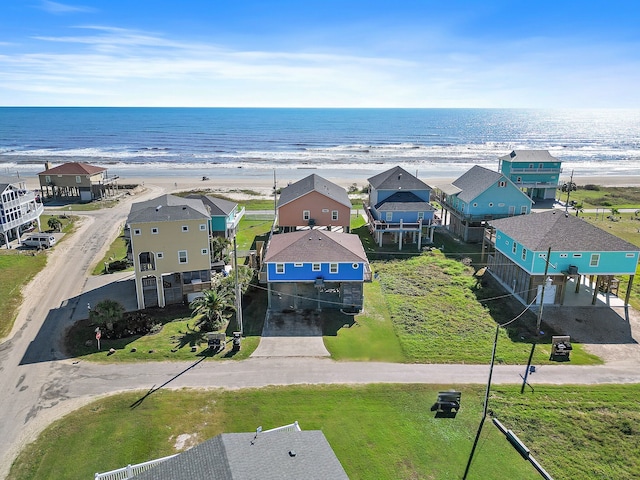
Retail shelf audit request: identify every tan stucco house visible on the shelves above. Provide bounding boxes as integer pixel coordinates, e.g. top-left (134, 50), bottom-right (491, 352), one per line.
top-left (277, 174), bottom-right (352, 232)
top-left (38, 161), bottom-right (118, 201)
top-left (127, 194), bottom-right (212, 309)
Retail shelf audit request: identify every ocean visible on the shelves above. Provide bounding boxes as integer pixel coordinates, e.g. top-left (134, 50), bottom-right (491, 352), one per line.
top-left (1, 107), bottom-right (640, 183)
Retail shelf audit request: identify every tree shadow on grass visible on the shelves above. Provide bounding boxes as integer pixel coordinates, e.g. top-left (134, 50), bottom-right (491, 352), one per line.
top-left (321, 310), bottom-right (357, 336)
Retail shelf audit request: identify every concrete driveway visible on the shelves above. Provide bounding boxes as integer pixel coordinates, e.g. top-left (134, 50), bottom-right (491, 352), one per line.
top-left (251, 309), bottom-right (330, 357)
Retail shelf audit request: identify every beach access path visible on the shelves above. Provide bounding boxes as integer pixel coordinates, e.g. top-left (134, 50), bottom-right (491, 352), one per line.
top-left (1, 177), bottom-right (640, 479)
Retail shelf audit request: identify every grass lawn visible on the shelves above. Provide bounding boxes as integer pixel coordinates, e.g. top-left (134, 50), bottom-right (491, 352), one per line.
top-left (91, 227), bottom-right (131, 275)
top-left (350, 250), bottom-right (600, 365)
top-left (38, 214), bottom-right (76, 235)
top-left (323, 281), bottom-right (405, 362)
top-left (235, 216), bottom-right (274, 250)
top-left (0, 251), bottom-right (47, 339)
top-left (65, 285), bottom-right (267, 362)
top-left (10, 384), bottom-right (640, 480)
top-left (565, 185), bottom-right (640, 209)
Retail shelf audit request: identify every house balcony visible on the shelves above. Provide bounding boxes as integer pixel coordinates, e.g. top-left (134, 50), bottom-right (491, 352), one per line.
top-left (438, 198), bottom-right (519, 224)
top-left (226, 206), bottom-right (246, 237)
top-left (183, 280), bottom-right (212, 294)
top-left (364, 205), bottom-right (428, 233)
top-left (508, 167), bottom-right (562, 174)
top-left (97, 174), bottom-right (119, 185)
top-left (0, 202), bottom-right (44, 233)
top-left (363, 264), bottom-right (373, 282)
top-left (512, 180), bottom-right (561, 189)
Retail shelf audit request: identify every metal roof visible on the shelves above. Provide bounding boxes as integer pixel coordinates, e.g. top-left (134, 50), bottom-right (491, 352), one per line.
top-left (498, 150), bottom-right (560, 163)
top-left (37, 162), bottom-right (106, 175)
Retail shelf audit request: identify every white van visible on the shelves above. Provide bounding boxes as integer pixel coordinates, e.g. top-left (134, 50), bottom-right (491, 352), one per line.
top-left (22, 234), bottom-right (56, 249)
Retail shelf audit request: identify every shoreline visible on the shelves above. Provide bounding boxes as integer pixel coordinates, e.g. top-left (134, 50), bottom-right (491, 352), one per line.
top-left (10, 167), bottom-right (640, 199)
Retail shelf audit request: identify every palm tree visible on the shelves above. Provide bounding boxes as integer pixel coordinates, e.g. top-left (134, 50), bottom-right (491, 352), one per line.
top-left (210, 236), bottom-right (231, 262)
top-left (89, 299), bottom-right (125, 331)
top-left (47, 217), bottom-right (62, 232)
top-left (190, 288), bottom-right (234, 332)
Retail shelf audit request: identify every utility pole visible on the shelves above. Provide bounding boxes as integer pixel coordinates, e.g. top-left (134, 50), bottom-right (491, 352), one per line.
top-left (233, 236), bottom-right (243, 335)
top-left (562, 170), bottom-right (576, 214)
top-left (521, 246), bottom-right (552, 394)
top-left (463, 324), bottom-right (500, 479)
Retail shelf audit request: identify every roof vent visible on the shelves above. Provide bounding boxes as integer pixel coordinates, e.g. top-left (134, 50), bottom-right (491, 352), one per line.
top-left (510, 151), bottom-right (516, 158)
top-left (155, 205), bottom-right (162, 212)
top-left (289, 450), bottom-right (297, 457)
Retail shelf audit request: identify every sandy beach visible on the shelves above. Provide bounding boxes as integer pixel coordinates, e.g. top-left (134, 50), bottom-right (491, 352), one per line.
top-left (17, 171), bottom-right (640, 200)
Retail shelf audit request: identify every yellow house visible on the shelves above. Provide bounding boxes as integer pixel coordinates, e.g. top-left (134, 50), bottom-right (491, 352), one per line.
top-left (127, 194), bottom-right (212, 309)
top-left (38, 161), bottom-right (118, 201)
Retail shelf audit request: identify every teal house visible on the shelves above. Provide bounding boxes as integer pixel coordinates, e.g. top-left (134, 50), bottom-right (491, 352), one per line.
top-left (186, 194), bottom-right (245, 239)
top-left (498, 150), bottom-right (562, 200)
top-left (437, 165), bottom-right (532, 243)
top-left (485, 210), bottom-right (640, 306)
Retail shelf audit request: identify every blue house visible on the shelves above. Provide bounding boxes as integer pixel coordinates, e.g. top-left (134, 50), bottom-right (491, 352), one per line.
top-left (498, 150), bottom-right (562, 200)
top-left (261, 229), bottom-right (371, 312)
top-left (186, 194), bottom-right (245, 239)
top-left (437, 165), bottom-right (533, 243)
top-left (485, 210), bottom-right (640, 306)
top-left (366, 166), bottom-right (435, 250)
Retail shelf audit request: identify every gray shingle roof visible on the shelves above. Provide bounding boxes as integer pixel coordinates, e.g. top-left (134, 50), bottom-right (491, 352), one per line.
top-left (374, 191), bottom-right (435, 212)
top-left (452, 165), bottom-right (506, 203)
top-left (264, 229), bottom-right (368, 263)
top-left (277, 174), bottom-right (351, 208)
top-left (367, 166), bottom-right (432, 191)
top-left (127, 194), bottom-right (209, 224)
top-left (489, 210), bottom-right (640, 252)
top-left (498, 150), bottom-right (559, 163)
top-left (131, 429), bottom-right (349, 480)
top-left (186, 194), bottom-right (237, 216)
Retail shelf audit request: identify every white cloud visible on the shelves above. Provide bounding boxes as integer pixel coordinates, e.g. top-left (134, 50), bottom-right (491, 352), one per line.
top-left (1, 25), bottom-right (638, 107)
top-left (39, 1), bottom-right (95, 14)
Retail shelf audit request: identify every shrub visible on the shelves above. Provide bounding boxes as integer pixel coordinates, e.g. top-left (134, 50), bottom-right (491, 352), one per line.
top-left (583, 184), bottom-right (601, 191)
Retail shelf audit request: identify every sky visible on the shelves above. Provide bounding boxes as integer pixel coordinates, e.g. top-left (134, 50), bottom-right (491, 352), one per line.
top-left (0, 0), bottom-right (639, 108)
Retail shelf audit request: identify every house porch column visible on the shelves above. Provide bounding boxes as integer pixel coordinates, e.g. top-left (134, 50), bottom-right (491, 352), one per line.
top-left (157, 275), bottom-right (166, 307)
top-left (591, 275), bottom-right (600, 305)
top-left (625, 275), bottom-right (634, 306)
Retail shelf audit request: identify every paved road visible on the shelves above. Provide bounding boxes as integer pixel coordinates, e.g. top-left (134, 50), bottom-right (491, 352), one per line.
top-left (1, 191), bottom-right (640, 478)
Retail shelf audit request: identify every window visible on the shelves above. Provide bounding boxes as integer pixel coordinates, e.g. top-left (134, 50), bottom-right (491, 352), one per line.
top-left (294, 262), bottom-right (303, 267)
top-left (332, 210), bottom-right (339, 221)
top-left (472, 203), bottom-right (478, 207)
top-left (529, 164), bottom-right (534, 169)
top-left (573, 253), bottom-right (582, 258)
top-left (498, 181), bottom-right (506, 187)
top-left (45, 175), bottom-right (51, 183)
top-left (352, 263), bottom-right (359, 269)
top-left (303, 210), bottom-right (310, 220)
top-left (182, 225), bottom-right (189, 232)
top-left (626, 253), bottom-right (635, 258)
top-left (516, 177), bottom-right (522, 183)
top-left (312, 263), bottom-right (321, 271)
top-left (178, 250), bottom-right (188, 264)
top-left (560, 253), bottom-right (568, 258)
top-left (512, 242), bottom-right (517, 254)
top-left (330, 263), bottom-right (338, 273)
top-left (199, 224), bottom-right (207, 231)
top-left (498, 203), bottom-right (505, 207)
top-left (417, 212), bottom-right (424, 220)
top-left (75, 175), bottom-right (82, 183)
top-left (590, 254), bottom-right (600, 267)
top-left (385, 212), bottom-right (393, 221)
top-left (488, 203), bottom-right (494, 207)
top-left (522, 248), bottom-right (527, 261)
top-left (151, 227), bottom-right (159, 234)
top-left (276, 263), bottom-right (285, 274)
top-left (157, 252), bottom-right (164, 259)
top-left (322, 209), bottom-right (329, 213)
top-left (538, 163), bottom-right (544, 168)
top-left (133, 228), bottom-right (141, 236)
top-left (201, 248), bottom-right (208, 255)
top-left (520, 206), bottom-right (528, 214)
top-left (539, 253), bottom-right (546, 258)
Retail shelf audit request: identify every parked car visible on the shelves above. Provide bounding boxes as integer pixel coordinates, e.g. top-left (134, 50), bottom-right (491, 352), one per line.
top-left (22, 234), bottom-right (56, 249)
